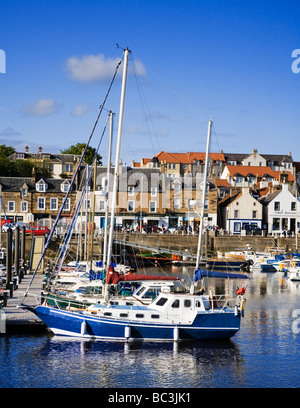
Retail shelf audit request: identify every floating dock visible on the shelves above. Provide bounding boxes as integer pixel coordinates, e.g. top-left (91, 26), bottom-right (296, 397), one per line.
top-left (1, 273), bottom-right (47, 334)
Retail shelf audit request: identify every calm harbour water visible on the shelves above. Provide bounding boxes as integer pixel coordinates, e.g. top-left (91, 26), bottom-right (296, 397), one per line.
top-left (1, 265), bottom-right (300, 389)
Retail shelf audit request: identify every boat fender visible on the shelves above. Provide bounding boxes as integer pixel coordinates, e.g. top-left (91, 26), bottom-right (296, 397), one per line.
top-left (125, 325), bottom-right (131, 339)
top-left (173, 326), bottom-right (179, 341)
top-left (81, 320), bottom-right (87, 336)
top-left (234, 305), bottom-right (239, 316)
top-left (242, 299), bottom-right (246, 317)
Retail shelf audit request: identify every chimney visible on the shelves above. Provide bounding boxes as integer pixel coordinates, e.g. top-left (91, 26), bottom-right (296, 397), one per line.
top-left (25, 145), bottom-right (29, 153)
top-left (31, 167), bottom-right (36, 183)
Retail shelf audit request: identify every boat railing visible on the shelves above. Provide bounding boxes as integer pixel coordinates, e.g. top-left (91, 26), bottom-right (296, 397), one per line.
top-left (208, 294), bottom-right (237, 311)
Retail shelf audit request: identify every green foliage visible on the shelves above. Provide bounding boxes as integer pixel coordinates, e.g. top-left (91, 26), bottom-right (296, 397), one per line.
top-left (61, 143), bottom-right (102, 165)
top-left (0, 157), bottom-right (51, 177)
top-left (0, 145), bottom-right (15, 158)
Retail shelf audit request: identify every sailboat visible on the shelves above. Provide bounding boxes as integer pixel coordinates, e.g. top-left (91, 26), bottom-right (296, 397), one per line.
top-left (22, 48), bottom-right (247, 341)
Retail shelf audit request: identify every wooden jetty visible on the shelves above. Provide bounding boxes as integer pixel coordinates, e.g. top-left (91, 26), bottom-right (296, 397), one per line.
top-left (1, 273), bottom-right (47, 334)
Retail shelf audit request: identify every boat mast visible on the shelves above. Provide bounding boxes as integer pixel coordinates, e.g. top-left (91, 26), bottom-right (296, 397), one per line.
top-left (105, 48), bottom-right (130, 274)
top-left (195, 119), bottom-right (212, 269)
top-left (102, 110), bottom-right (114, 269)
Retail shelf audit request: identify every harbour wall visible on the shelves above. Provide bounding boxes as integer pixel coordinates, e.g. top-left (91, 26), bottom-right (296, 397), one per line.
top-left (1, 232), bottom-right (298, 268)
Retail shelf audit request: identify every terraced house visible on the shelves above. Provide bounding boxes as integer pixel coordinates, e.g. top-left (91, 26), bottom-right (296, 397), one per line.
top-left (75, 165), bottom-right (218, 232)
top-left (1, 145), bottom-right (299, 236)
top-left (0, 175), bottom-right (77, 224)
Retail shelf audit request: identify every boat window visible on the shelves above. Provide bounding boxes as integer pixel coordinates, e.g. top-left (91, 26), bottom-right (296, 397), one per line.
top-left (135, 287), bottom-right (144, 297)
top-left (120, 313), bottom-right (128, 317)
top-left (142, 288), bottom-right (159, 299)
top-left (195, 300), bottom-right (202, 308)
top-left (156, 297), bottom-right (168, 306)
top-left (151, 314), bottom-right (160, 319)
top-left (126, 302), bottom-right (133, 305)
top-left (110, 301), bottom-right (119, 305)
top-left (184, 299), bottom-right (191, 307)
top-left (171, 299), bottom-right (180, 308)
top-left (136, 313), bottom-right (144, 318)
top-left (104, 312), bottom-right (112, 316)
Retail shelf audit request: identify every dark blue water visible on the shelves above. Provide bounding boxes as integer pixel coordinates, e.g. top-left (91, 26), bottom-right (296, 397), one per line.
top-left (1, 267), bottom-right (300, 388)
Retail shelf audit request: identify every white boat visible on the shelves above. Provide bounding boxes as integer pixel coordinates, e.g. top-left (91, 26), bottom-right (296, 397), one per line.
top-left (23, 51), bottom-right (247, 342)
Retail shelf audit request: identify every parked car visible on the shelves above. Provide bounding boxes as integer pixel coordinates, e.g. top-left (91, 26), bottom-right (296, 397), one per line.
top-left (26, 226), bottom-right (51, 236)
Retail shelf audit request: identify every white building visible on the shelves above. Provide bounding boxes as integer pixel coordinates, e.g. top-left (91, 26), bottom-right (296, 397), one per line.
top-left (219, 187), bottom-right (263, 234)
top-left (259, 183), bottom-right (300, 235)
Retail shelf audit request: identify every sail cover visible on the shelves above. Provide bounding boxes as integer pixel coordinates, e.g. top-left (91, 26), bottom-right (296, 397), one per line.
top-left (193, 268), bottom-right (249, 282)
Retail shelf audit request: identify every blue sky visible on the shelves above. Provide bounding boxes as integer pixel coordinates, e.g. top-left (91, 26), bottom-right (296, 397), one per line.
top-left (0, 0), bottom-right (299, 165)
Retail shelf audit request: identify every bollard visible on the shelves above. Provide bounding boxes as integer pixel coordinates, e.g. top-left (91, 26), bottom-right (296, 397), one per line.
top-left (9, 281), bottom-right (13, 297)
top-left (3, 290), bottom-right (7, 307)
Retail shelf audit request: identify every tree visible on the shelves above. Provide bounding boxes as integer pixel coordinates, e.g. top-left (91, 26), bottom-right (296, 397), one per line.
top-left (61, 143), bottom-right (102, 166)
top-left (0, 145), bottom-right (15, 158)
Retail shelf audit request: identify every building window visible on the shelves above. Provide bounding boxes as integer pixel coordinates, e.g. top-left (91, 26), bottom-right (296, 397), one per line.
top-left (63, 198), bottom-right (70, 211)
top-left (253, 210), bottom-right (257, 219)
top-left (174, 184), bottom-right (181, 194)
top-left (128, 200), bottom-right (135, 212)
top-left (37, 197), bottom-right (45, 210)
top-left (274, 202), bottom-right (280, 211)
top-left (64, 164), bottom-right (73, 172)
top-left (128, 186), bottom-right (134, 196)
top-left (291, 202), bottom-right (296, 211)
top-left (149, 201), bottom-right (157, 213)
top-left (21, 188), bottom-right (27, 197)
top-left (234, 222), bottom-right (241, 232)
top-left (8, 201), bottom-right (15, 212)
top-left (21, 201), bottom-right (28, 212)
top-left (84, 199), bottom-right (91, 210)
top-left (272, 218), bottom-right (280, 230)
top-left (50, 198), bottom-right (58, 210)
top-left (174, 198), bottom-right (180, 209)
top-left (151, 187), bottom-right (157, 197)
top-left (99, 200), bottom-right (105, 211)
top-left (36, 180), bottom-right (47, 192)
top-left (61, 181), bottom-right (70, 193)
top-left (234, 210), bottom-right (239, 218)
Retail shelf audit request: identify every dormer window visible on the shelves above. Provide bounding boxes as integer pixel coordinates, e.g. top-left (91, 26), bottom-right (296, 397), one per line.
top-left (61, 180), bottom-right (70, 193)
top-left (36, 179), bottom-right (47, 192)
top-left (21, 187), bottom-right (28, 197)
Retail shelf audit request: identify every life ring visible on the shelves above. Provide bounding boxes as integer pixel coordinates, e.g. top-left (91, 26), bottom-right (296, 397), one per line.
top-left (292, 262), bottom-right (296, 267)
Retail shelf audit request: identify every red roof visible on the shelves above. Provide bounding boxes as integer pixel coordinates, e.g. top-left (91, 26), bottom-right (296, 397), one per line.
top-left (142, 151), bottom-right (225, 165)
top-left (225, 165), bottom-right (295, 182)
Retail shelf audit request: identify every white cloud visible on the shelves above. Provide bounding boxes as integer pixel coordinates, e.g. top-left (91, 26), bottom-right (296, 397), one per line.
top-left (24, 98), bottom-right (59, 117)
top-left (71, 103), bottom-right (91, 116)
top-left (65, 53), bottom-right (146, 82)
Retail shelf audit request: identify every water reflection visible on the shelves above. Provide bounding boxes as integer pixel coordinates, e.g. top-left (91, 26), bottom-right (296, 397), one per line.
top-left (34, 335), bottom-right (245, 388)
top-left (2, 266), bottom-right (300, 388)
